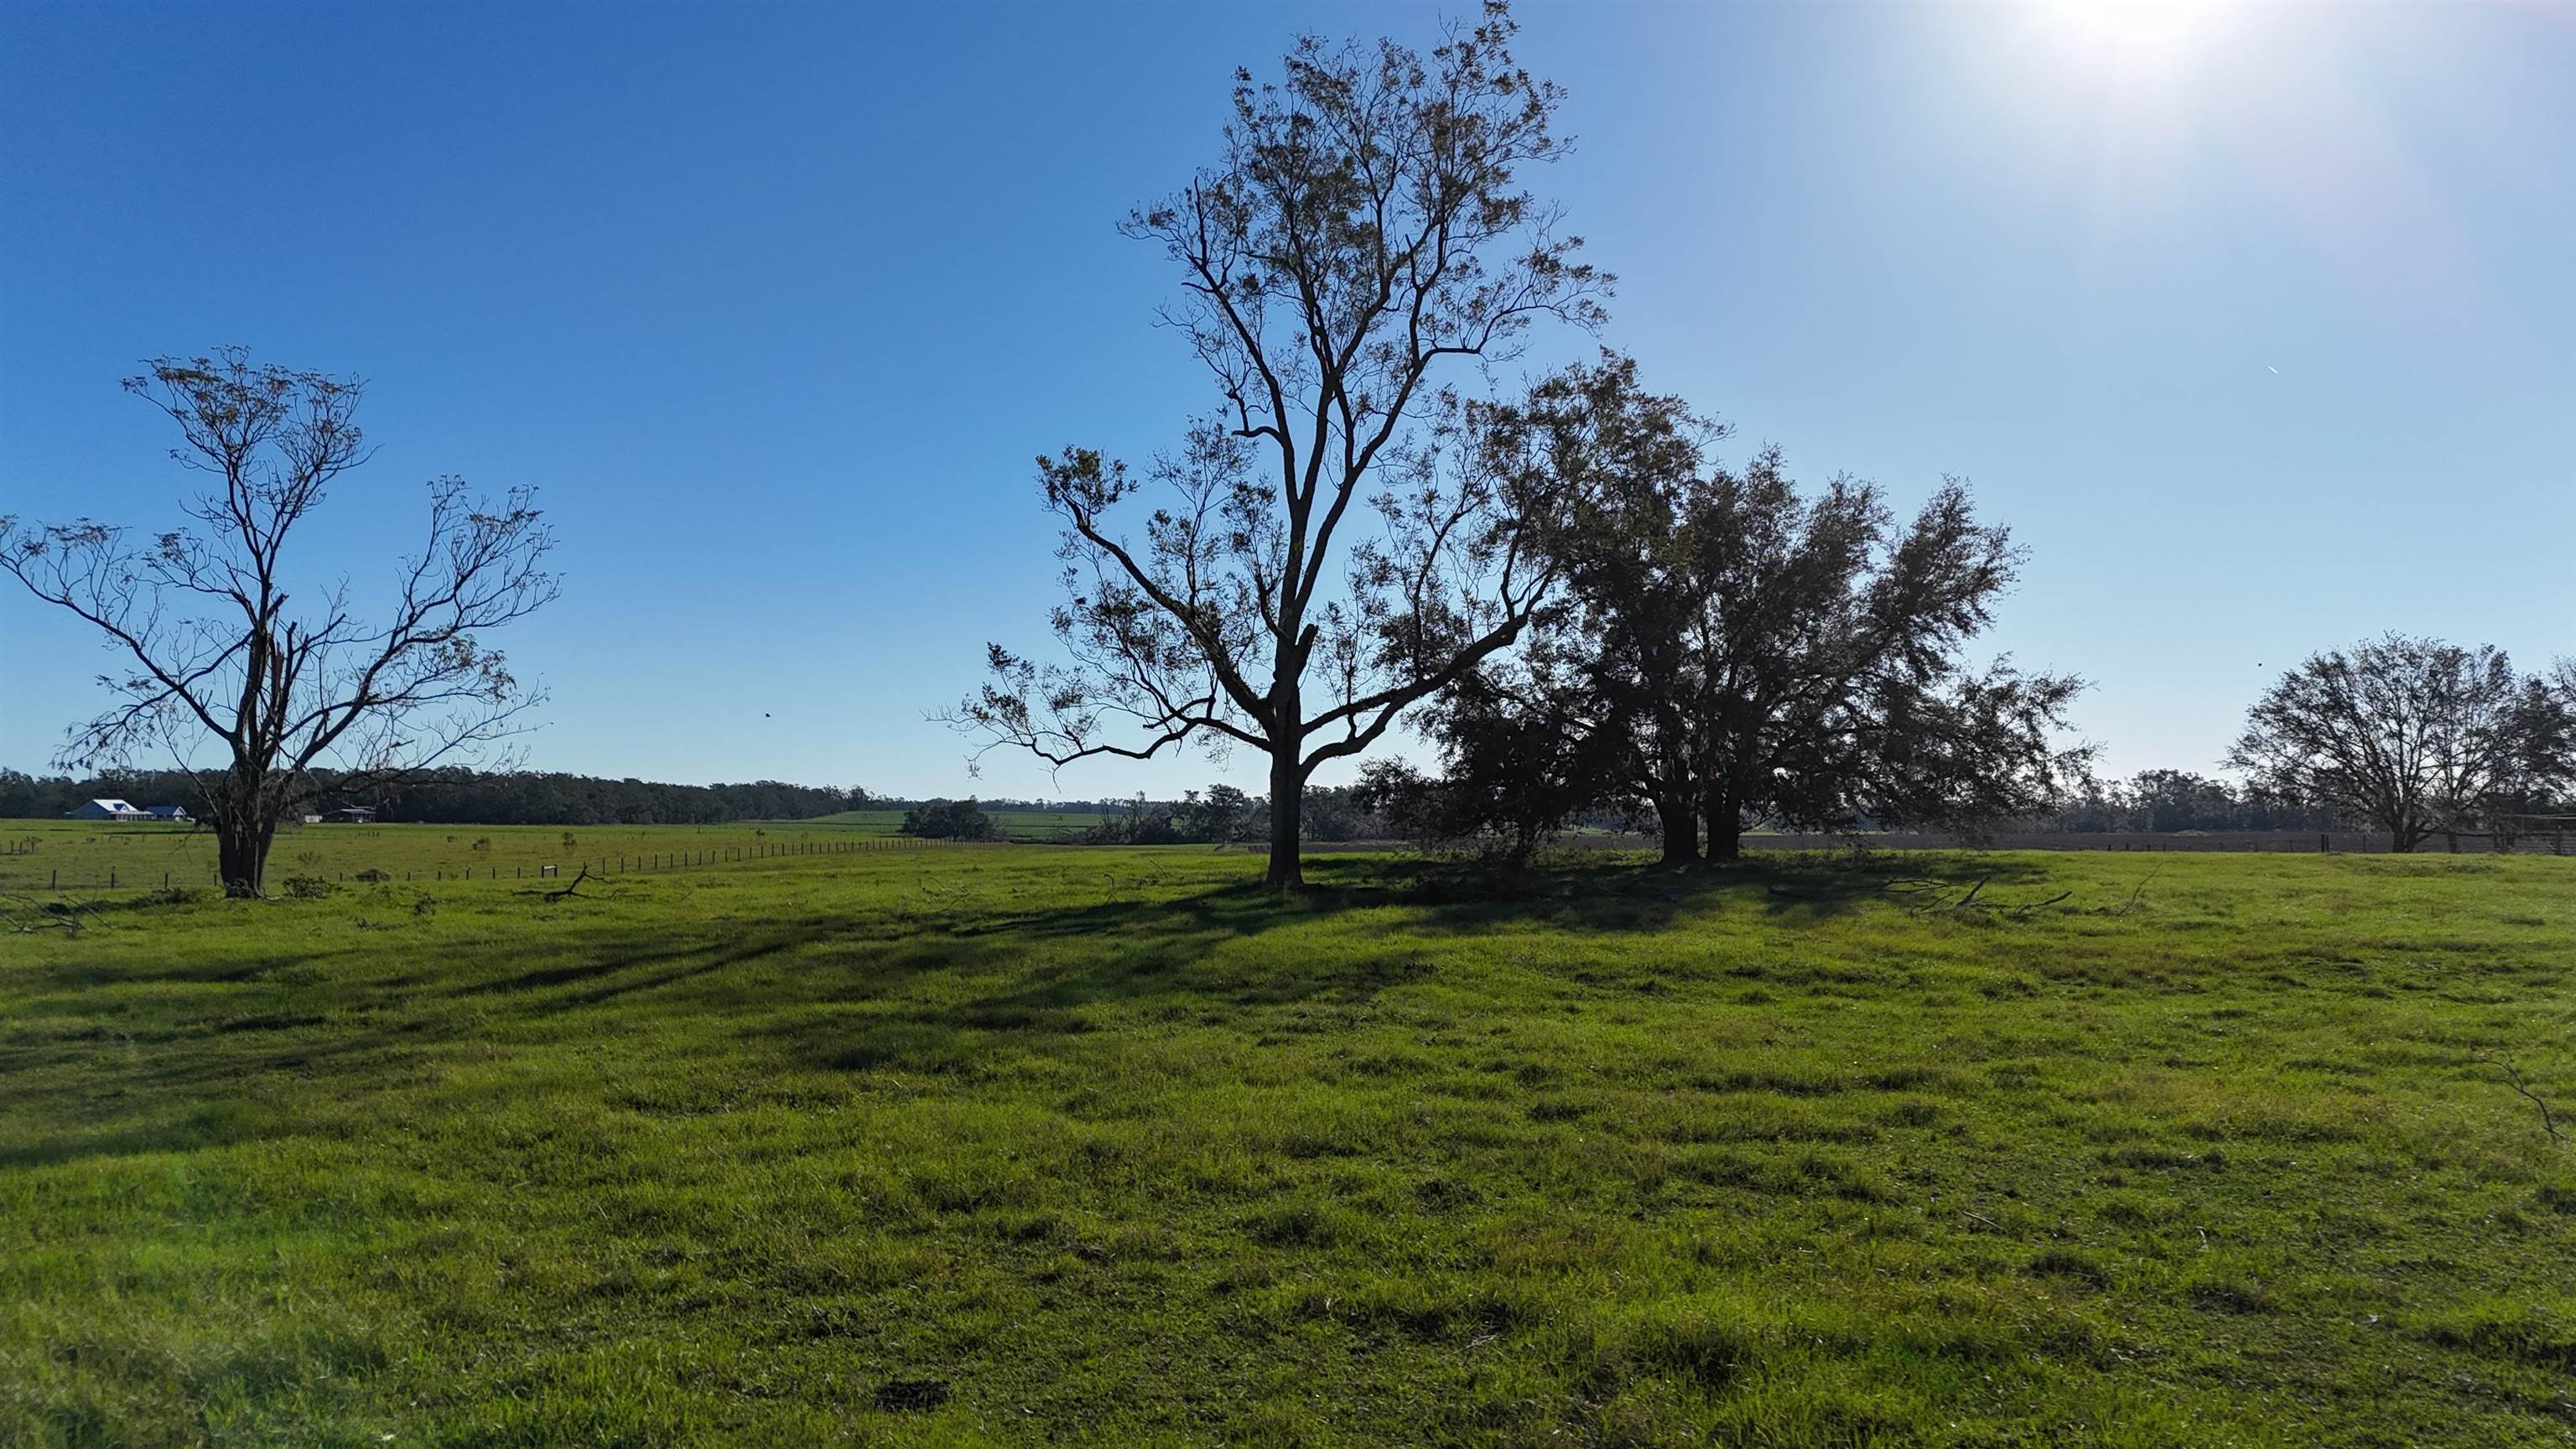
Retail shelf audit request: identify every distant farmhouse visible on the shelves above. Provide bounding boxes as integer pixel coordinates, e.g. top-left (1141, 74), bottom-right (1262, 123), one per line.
top-left (148, 804), bottom-right (190, 821)
top-left (65, 798), bottom-right (150, 821)
top-left (319, 806), bottom-right (377, 823)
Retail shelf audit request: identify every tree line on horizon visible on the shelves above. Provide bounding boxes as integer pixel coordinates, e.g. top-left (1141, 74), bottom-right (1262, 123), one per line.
top-left (0, 767), bottom-right (863, 828)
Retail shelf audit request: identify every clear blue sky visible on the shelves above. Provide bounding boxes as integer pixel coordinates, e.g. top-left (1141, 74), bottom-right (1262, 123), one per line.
top-left (4, 1), bottom-right (2569, 800)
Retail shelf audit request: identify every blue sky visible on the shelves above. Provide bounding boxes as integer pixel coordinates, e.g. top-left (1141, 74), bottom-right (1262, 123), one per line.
top-left (3, 0), bottom-right (2569, 800)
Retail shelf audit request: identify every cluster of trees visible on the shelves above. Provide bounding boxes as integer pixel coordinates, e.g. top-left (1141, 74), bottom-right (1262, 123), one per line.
top-left (953, 4), bottom-right (2081, 884)
top-left (0, 766), bottom-right (864, 827)
top-left (1363, 361), bottom-right (2082, 867)
top-left (897, 799), bottom-right (1000, 840)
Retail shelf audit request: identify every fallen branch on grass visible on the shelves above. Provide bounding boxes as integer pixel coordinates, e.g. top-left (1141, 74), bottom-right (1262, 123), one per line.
top-left (2484, 1052), bottom-right (2567, 1148)
top-left (0, 891), bottom-right (96, 935)
top-left (1902, 874), bottom-right (2075, 919)
top-left (543, 863), bottom-right (597, 902)
top-left (2113, 865), bottom-right (2164, 917)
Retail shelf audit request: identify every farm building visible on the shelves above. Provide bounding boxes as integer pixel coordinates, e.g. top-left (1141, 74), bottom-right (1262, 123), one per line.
top-left (319, 806), bottom-right (377, 823)
top-left (147, 804), bottom-right (191, 821)
top-left (65, 798), bottom-right (148, 821)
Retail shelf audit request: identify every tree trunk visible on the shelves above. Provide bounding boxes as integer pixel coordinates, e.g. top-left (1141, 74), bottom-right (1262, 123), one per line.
top-left (2388, 813), bottom-right (2420, 854)
top-left (1703, 781), bottom-right (1742, 863)
top-left (216, 813), bottom-right (275, 898)
top-left (1654, 792), bottom-right (1699, 865)
top-left (1265, 749), bottom-right (1305, 892)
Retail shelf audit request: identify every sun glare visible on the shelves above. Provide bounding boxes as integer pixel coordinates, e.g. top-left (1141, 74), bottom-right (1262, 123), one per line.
top-left (2039, 0), bottom-right (2234, 70)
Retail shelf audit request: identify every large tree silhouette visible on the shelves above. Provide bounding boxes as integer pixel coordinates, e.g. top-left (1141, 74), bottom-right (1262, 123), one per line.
top-left (952, 3), bottom-right (1607, 890)
top-left (1429, 359), bottom-right (2085, 863)
top-left (2, 350), bottom-right (557, 895)
top-left (2230, 636), bottom-right (2565, 852)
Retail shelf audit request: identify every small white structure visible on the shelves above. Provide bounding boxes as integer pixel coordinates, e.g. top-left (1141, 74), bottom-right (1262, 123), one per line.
top-left (66, 799), bottom-right (148, 821)
top-left (147, 804), bottom-right (191, 821)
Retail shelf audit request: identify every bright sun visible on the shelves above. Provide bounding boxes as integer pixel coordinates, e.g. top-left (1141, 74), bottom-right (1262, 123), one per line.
top-left (2039, 0), bottom-right (2234, 70)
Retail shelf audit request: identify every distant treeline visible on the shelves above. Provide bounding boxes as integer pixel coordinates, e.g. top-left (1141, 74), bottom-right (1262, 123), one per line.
top-left (901, 787), bottom-right (1396, 843)
top-left (2038, 770), bottom-right (2340, 834)
top-left (2, 765), bottom-right (2428, 841)
top-left (0, 768), bottom-right (864, 826)
top-left (911, 774), bottom-right (2367, 845)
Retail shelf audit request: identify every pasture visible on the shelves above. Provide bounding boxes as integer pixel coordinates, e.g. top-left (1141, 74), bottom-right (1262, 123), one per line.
top-left (806, 808), bottom-right (1113, 842)
top-left (2, 845), bottom-right (2572, 1446)
top-left (0, 812), bottom-right (1112, 896)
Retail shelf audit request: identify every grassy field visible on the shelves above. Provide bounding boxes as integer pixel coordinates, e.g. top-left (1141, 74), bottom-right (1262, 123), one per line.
top-left (3, 847), bottom-right (2571, 1446)
top-left (804, 808), bottom-right (1113, 842)
top-left (0, 813), bottom-right (1108, 896)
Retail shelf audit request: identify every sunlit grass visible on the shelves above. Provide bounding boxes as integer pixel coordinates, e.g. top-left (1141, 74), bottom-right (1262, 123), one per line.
top-left (2, 847), bottom-right (2570, 1445)
top-left (0, 812), bottom-right (1109, 896)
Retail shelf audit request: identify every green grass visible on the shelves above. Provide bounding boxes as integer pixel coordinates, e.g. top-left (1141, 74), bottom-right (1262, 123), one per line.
top-left (3, 847), bottom-right (2572, 1446)
top-left (802, 808), bottom-right (1113, 841)
top-left (0, 813), bottom-right (1112, 894)
top-left (0, 818), bottom-right (967, 895)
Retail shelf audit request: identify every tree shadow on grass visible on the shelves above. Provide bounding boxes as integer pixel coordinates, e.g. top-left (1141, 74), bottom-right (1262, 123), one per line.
top-left (753, 851), bottom-right (2056, 1078)
top-left (0, 849), bottom-right (2065, 1166)
top-left (0, 916), bottom-right (911, 1171)
top-left (1239, 849), bottom-right (2054, 935)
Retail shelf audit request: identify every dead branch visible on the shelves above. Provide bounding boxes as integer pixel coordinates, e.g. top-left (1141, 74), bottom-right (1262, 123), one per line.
top-left (1902, 873), bottom-right (2074, 919)
top-left (543, 863), bottom-right (596, 902)
top-left (1, 891), bottom-right (97, 935)
top-left (2113, 865), bottom-right (2163, 917)
top-left (2485, 1053), bottom-right (2566, 1148)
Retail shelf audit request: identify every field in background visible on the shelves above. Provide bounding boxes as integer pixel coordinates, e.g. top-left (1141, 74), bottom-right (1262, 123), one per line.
top-left (3, 847), bottom-right (2571, 1445)
top-left (14, 813), bottom-right (2560, 898)
top-left (803, 808), bottom-right (1111, 841)
top-left (0, 813), bottom-right (1118, 894)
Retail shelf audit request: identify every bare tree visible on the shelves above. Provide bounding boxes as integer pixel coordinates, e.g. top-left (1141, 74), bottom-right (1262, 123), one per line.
top-left (2228, 635), bottom-right (2539, 853)
top-left (1, 349), bottom-right (558, 896)
top-left (949, 3), bottom-right (1607, 891)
